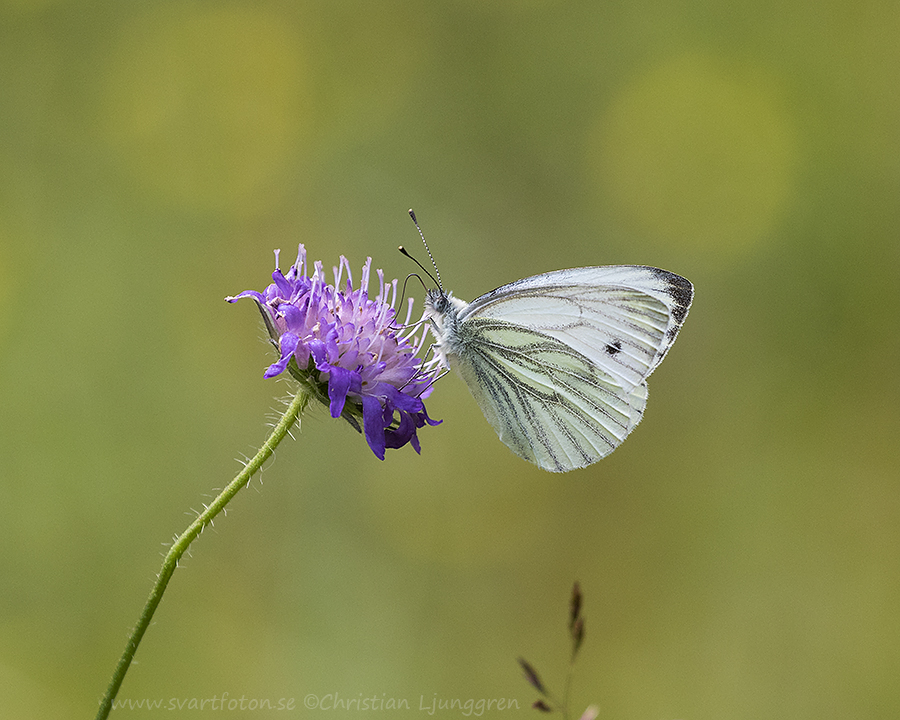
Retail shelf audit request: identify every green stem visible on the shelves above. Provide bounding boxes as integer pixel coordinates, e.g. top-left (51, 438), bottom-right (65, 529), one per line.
top-left (562, 663), bottom-right (574, 720)
top-left (94, 386), bottom-right (312, 720)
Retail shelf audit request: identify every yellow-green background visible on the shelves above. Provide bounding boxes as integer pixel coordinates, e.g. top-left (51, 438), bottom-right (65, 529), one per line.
top-left (2, 1), bottom-right (898, 718)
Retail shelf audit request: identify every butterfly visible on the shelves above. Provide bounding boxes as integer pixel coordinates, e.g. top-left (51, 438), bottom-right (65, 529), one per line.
top-left (410, 224), bottom-right (693, 472)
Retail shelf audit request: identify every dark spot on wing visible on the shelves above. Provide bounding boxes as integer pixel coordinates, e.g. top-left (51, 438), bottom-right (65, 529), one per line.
top-left (605, 340), bottom-right (622, 356)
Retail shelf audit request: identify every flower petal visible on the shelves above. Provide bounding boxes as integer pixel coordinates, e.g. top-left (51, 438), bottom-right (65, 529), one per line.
top-left (225, 290), bottom-right (266, 304)
top-left (385, 411), bottom-right (415, 450)
top-left (362, 395), bottom-right (386, 460)
top-left (272, 268), bottom-right (292, 297)
top-left (327, 366), bottom-right (354, 418)
top-left (279, 302), bottom-right (306, 331)
top-left (264, 332), bottom-right (300, 378)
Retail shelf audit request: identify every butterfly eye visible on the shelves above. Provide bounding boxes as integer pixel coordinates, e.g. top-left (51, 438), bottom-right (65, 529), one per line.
top-left (426, 289), bottom-right (449, 314)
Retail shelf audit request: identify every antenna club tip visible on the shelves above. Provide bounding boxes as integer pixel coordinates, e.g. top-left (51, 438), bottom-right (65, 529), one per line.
top-left (408, 209), bottom-right (418, 222)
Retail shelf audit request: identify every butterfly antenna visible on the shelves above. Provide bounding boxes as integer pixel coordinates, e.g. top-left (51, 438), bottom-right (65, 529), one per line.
top-left (402, 209), bottom-right (443, 291)
top-left (393, 272), bottom-right (429, 329)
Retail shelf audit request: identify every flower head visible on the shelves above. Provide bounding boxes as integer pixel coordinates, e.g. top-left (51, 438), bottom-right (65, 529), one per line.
top-left (227, 245), bottom-right (442, 460)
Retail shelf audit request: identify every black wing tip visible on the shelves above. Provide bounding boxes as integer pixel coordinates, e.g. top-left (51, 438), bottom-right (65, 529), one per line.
top-left (670, 277), bottom-right (693, 325)
top-left (647, 267), bottom-right (693, 325)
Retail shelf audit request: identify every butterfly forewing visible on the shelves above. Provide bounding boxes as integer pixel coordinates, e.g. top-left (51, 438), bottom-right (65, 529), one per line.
top-left (460, 266), bottom-right (692, 392)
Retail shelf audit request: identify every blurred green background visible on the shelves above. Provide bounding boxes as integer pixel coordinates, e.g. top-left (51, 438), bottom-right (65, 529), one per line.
top-left (1, 0), bottom-right (898, 718)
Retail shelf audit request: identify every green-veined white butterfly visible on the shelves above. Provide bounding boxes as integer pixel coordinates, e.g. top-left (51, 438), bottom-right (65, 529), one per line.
top-left (408, 214), bottom-right (693, 473)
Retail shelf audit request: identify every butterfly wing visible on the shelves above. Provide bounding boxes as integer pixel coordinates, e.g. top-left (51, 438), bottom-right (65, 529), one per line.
top-left (451, 266), bottom-right (692, 472)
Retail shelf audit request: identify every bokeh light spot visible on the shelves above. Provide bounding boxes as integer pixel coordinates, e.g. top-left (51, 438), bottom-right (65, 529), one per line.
top-left (590, 53), bottom-right (797, 252)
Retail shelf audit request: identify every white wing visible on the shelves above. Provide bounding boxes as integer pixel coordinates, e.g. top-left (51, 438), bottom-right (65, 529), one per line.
top-left (449, 266), bottom-right (692, 472)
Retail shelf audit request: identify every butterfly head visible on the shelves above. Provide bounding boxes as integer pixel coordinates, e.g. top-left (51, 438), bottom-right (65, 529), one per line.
top-left (424, 287), bottom-right (468, 319)
top-left (425, 287), bottom-right (452, 315)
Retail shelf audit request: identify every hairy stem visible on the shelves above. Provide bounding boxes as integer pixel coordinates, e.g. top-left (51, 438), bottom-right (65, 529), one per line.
top-left (94, 386), bottom-right (311, 719)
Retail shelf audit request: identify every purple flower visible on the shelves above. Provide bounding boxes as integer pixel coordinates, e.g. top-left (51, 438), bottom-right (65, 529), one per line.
top-left (227, 245), bottom-right (442, 460)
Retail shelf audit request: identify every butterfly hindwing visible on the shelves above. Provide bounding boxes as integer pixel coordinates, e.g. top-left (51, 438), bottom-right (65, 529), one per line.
top-left (452, 317), bottom-right (649, 472)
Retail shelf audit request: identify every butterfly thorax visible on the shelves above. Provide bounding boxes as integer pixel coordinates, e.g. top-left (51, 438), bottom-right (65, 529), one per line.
top-left (424, 288), bottom-right (469, 362)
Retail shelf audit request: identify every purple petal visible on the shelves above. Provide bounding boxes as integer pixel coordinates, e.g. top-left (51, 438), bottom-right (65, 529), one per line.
top-left (264, 333), bottom-right (300, 378)
top-left (340, 348), bottom-right (360, 370)
top-left (420, 406), bottom-right (442, 427)
top-left (272, 268), bottom-right (292, 297)
top-left (308, 338), bottom-right (328, 367)
top-left (279, 302), bottom-right (306, 331)
top-left (327, 366), bottom-right (354, 418)
top-left (385, 411), bottom-right (415, 450)
top-left (293, 343), bottom-right (311, 369)
top-left (225, 290), bottom-right (266, 304)
top-left (362, 395), bottom-right (386, 460)
top-left (309, 327), bottom-right (339, 370)
top-left (386, 385), bottom-right (424, 414)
